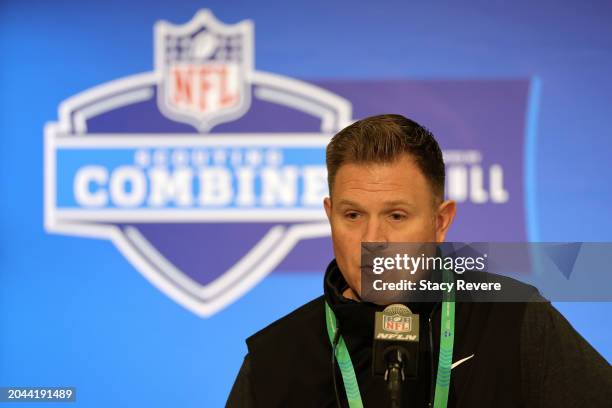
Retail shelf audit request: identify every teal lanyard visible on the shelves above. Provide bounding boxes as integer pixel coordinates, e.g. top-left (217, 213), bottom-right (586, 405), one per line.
top-left (325, 271), bottom-right (455, 408)
top-left (325, 302), bottom-right (364, 408)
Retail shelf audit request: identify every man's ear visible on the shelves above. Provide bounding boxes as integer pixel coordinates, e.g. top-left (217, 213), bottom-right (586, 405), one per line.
top-left (435, 199), bottom-right (456, 242)
top-left (324, 197), bottom-right (332, 222)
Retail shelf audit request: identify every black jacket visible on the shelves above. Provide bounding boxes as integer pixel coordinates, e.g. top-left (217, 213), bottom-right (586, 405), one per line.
top-left (227, 260), bottom-right (611, 407)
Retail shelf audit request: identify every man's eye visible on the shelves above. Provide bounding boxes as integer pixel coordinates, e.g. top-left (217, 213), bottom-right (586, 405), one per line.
top-left (390, 213), bottom-right (406, 221)
top-left (345, 212), bottom-right (360, 220)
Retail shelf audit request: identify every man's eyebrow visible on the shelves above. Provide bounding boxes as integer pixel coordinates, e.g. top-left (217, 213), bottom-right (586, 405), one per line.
top-left (382, 200), bottom-right (416, 209)
top-left (335, 199), bottom-right (416, 209)
top-left (336, 199), bottom-right (362, 208)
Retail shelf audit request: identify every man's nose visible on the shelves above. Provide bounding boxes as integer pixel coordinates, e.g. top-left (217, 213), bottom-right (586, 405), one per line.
top-left (362, 218), bottom-right (387, 246)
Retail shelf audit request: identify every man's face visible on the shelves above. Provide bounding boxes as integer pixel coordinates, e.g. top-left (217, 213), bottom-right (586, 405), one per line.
top-left (323, 154), bottom-right (456, 297)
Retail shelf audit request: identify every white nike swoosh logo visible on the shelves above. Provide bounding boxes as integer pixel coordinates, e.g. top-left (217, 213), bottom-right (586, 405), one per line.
top-left (451, 354), bottom-right (475, 370)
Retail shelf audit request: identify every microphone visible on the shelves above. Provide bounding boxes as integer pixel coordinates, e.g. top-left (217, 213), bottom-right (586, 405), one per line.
top-left (373, 304), bottom-right (420, 408)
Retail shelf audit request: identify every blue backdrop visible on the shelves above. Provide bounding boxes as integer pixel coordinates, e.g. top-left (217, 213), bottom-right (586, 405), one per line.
top-left (1, 1), bottom-right (611, 407)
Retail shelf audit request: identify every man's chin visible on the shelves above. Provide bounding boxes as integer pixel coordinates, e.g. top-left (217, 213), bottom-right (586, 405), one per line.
top-left (342, 286), bottom-right (361, 301)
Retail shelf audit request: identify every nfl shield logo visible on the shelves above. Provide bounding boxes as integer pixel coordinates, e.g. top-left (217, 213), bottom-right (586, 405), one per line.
top-left (155, 10), bottom-right (253, 131)
top-left (383, 314), bottom-right (412, 333)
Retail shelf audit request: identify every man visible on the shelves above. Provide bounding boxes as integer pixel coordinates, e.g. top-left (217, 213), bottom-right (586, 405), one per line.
top-left (226, 114), bottom-right (611, 407)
